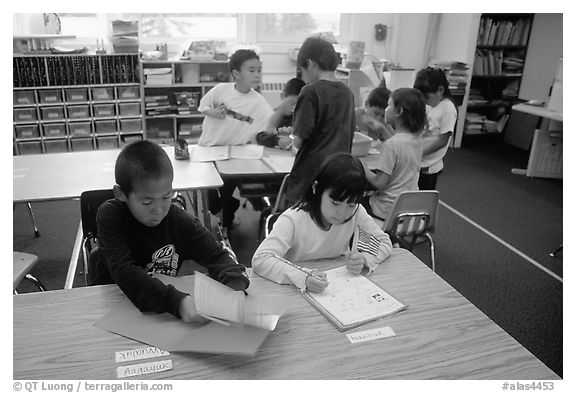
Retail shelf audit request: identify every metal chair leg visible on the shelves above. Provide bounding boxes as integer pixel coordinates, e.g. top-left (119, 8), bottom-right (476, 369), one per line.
top-left (24, 273), bottom-right (47, 291)
top-left (423, 233), bottom-right (436, 272)
top-left (26, 202), bottom-right (40, 237)
top-left (549, 244), bottom-right (563, 258)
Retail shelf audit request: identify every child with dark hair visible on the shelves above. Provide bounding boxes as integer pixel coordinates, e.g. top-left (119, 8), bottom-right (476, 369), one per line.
top-left (286, 36), bottom-right (356, 204)
top-left (198, 49), bottom-right (274, 233)
top-left (355, 86), bottom-right (395, 142)
top-left (252, 153), bottom-right (392, 293)
top-left (256, 77), bottom-right (306, 149)
top-left (362, 88), bottom-right (426, 222)
top-left (91, 140), bottom-right (250, 323)
top-left (413, 67), bottom-right (457, 190)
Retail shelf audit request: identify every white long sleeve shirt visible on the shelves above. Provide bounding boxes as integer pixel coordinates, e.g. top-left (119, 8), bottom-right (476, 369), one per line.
top-left (252, 205), bottom-right (392, 290)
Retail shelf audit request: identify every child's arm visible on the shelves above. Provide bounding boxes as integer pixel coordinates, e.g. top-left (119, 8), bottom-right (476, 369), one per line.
top-left (197, 84), bottom-right (227, 119)
top-left (422, 131), bottom-right (452, 156)
top-left (266, 95), bottom-right (298, 130)
top-left (364, 165), bottom-right (391, 191)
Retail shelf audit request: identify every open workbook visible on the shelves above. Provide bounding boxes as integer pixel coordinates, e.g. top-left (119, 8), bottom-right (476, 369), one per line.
top-left (189, 144), bottom-right (264, 162)
top-left (302, 266), bottom-right (406, 331)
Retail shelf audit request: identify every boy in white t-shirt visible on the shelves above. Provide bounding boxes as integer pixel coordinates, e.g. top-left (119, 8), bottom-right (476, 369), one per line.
top-left (198, 49), bottom-right (274, 234)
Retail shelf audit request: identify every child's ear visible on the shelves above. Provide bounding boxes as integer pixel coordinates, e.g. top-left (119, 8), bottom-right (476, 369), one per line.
top-left (113, 184), bottom-right (127, 202)
top-left (231, 69), bottom-right (240, 80)
top-left (437, 86), bottom-right (445, 96)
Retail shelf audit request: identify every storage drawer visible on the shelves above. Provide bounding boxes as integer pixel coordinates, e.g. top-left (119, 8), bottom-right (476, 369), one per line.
top-left (41, 106), bottom-right (65, 121)
top-left (69, 122), bottom-right (92, 137)
top-left (44, 139), bottom-right (68, 153)
top-left (117, 86), bottom-right (140, 99)
top-left (13, 90), bottom-right (36, 105)
top-left (91, 87), bottom-right (114, 101)
top-left (67, 105), bottom-right (90, 119)
top-left (65, 88), bottom-right (89, 102)
top-left (71, 138), bottom-right (94, 152)
top-left (14, 108), bottom-right (37, 122)
top-left (120, 118), bottom-right (142, 133)
top-left (121, 134), bottom-right (143, 146)
top-left (17, 141), bottom-right (42, 155)
top-left (95, 120), bottom-right (117, 134)
top-left (118, 102), bottom-right (141, 116)
top-left (14, 124), bottom-right (40, 139)
top-left (97, 136), bottom-right (120, 150)
top-left (38, 89), bottom-right (62, 104)
top-left (42, 123), bottom-right (67, 138)
top-left (93, 103), bottom-right (116, 117)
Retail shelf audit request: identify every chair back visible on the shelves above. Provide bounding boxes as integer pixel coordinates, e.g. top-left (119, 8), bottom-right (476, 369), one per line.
top-left (80, 189), bottom-right (115, 242)
top-left (262, 173), bottom-right (291, 239)
top-left (384, 190), bottom-right (439, 237)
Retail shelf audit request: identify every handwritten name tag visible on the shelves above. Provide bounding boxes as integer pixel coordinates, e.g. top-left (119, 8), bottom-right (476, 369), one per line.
top-left (115, 346), bottom-right (170, 363)
top-left (346, 326), bottom-right (396, 344)
top-left (117, 359), bottom-right (173, 379)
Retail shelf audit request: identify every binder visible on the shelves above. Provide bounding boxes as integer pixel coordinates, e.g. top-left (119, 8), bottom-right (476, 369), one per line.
top-left (301, 266), bottom-right (406, 331)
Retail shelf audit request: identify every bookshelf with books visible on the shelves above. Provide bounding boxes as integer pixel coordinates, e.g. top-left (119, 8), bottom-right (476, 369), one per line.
top-left (140, 59), bottom-right (230, 145)
top-left (465, 13), bottom-right (533, 137)
top-left (13, 54), bottom-right (143, 155)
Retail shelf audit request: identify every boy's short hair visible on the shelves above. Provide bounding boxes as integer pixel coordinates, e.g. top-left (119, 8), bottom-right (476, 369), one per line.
top-left (115, 140), bottom-right (174, 195)
top-left (414, 67), bottom-right (451, 98)
top-left (390, 88), bottom-right (427, 133)
top-left (283, 77), bottom-right (305, 97)
top-left (296, 37), bottom-right (339, 72)
top-left (366, 87), bottom-right (391, 110)
top-left (229, 49), bottom-right (260, 73)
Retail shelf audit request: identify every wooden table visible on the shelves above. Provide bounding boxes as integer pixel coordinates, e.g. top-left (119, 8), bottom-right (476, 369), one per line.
top-left (13, 147), bottom-right (224, 288)
top-left (13, 249), bottom-right (559, 380)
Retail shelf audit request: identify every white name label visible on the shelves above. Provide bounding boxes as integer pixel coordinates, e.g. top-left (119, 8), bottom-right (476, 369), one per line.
top-left (117, 359), bottom-right (173, 379)
top-left (346, 326), bottom-right (396, 344)
top-left (115, 346), bottom-right (170, 363)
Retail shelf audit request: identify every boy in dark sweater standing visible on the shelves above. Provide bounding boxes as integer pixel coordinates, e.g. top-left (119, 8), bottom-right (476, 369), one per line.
top-left (286, 36), bottom-right (356, 204)
top-left (91, 140), bottom-right (249, 323)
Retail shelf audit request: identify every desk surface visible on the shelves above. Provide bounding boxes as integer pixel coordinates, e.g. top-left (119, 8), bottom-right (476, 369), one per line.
top-left (13, 249), bottom-right (558, 380)
top-left (215, 147), bottom-right (294, 177)
top-left (512, 103), bottom-right (563, 122)
top-left (13, 147), bottom-right (223, 202)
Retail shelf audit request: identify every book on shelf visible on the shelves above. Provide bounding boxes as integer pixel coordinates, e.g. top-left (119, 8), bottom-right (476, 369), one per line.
top-left (301, 266), bottom-right (406, 331)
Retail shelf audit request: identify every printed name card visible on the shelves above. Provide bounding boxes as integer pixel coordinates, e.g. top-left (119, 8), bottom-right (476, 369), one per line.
top-left (346, 326), bottom-right (396, 344)
top-left (115, 346), bottom-right (170, 363)
top-left (117, 359), bottom-right (173, 379)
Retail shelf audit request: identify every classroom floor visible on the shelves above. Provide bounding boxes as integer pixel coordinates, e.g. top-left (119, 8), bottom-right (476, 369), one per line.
top-left (13, 134), bottom-right (563, 378)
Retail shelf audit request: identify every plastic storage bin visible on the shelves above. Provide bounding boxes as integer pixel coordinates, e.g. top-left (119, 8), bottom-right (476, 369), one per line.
top-left (44, 139), bottom-right (68, 153)
top-left (69, 122), bottom-right (92, 137)
top-left (42, 123), bottom-right (67, 138)
top-left (97, 136), bottom-right (120, 150)
top-left (41, 107), bottom-right (65, 121)
top-left (14, 125), bottom-right (40, 139)
top-left (13, 90), bottom-right (36, 105)
top-left (65, 88), bottom-right (89, 102)
top-left (17, 141), bottom-right (42, 155)
top-left (117, 86), bottom-right (139, 99)
top-left (93, 103), bottom-right (116, 117)
top-left (14, 108), bottom-right (37, 122)
top-left (38, 89), bottom-right (62, 104)
top-left (95, 120), bottom-right (117, 134)
top-left (120, 118), bottom-right (142, 133)
top-left (67, 105), bottom-right (90, 119)
top-left (118, 102), bottom-right (141, 116)
top-left (71, 138), bottom-right (94, 152)
top-left (91, 87), bottom-right (114, 101)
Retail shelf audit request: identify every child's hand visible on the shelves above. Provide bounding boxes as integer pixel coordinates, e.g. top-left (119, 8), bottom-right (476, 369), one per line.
top-left (179, 295), bottom-right (209, 324)
top-left (346, 251), bottom-right (366, 275)
top-left (277, 126), bottom-right (293, 135)
top-left (209, 104), bottom-right (227, 119)
top-left (277, 135), bottom-right (292, 150)
top-left (305, 270), bottom-right (329, 293)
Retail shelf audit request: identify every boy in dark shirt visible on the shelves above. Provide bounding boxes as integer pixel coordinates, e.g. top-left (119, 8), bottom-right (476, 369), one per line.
top-left (287, 36), bottom-right (356, 204)
top-left (91, 140), bottom-right (249, 323)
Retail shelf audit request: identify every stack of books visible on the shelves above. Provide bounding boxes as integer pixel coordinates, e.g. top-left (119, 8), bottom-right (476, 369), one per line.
top-left (144, 95), bottom-right (172, 117)
top-left (174, 92), bottom-right (200, 115)
top-left (111, 20), bottom-right (139, 54)
top-left (144, 68), bottom-right (173, 85)
top-left (433, 61), bottom-right (469, 106)
top-left (465, 113), bottom-right (508, 135)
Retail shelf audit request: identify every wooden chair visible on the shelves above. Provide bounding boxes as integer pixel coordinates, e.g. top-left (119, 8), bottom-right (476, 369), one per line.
top-left (13, 251), bottom-right (46, 294)
top-left (383, 190), bottom-right (439, 271)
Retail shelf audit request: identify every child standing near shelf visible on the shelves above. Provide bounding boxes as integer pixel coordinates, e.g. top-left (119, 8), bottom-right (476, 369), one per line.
top-left (197, 49), bottom-right (274, 233)
top-left (286, 36), bottom-right (356, 204)
top-left (355, 86), bottom-right (395, 142)
top-left (413, 67), bottom-right (458, 190)
top-left (252, 153), bottom-right (392, 293)
top-left (362, 88), bottom-right (426, 222)
top-left (91, 140), bottom-right (249, 323)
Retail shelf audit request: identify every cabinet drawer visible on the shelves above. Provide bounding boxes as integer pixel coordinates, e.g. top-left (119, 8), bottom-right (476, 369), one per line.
top-left (14, 108), bottom-right (37, 122)
top-left (13, 90), bottom-right (36, 105)
top-left (117, 86), bottom-right (140, 99)
top-left (43, 123), bottom-right (67, 138)
top-left (92, 87), bottom-right (114, 101)
top-left (44, 139), bottom-right (68, 153)
top-left (67, 105), bottom-right (91, 119)
top-left (119, 102), bottom-right (141, 116)
top-left (97, 136), bottom-right (120, 150)
top-left (41, 107), bottom-right (65, 120)
top-left (17, 141), bottom-right (42, 155)
top-left (69, 122), bottom-right (92, 137)
top-left (38, 89), bottom-right (62, 104)
top-left (65, 88), bottom-right (89, 102)
top-left (95, 120), bottom-right (117, 134)
top-left (14, 124), bottom-right (40, 139)
top-left (120, 118), bottom-right (142, 132)
top-left (71, 138), bottom-right (94, 152)
top-left (93, 103), bottom-right (116, 117)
